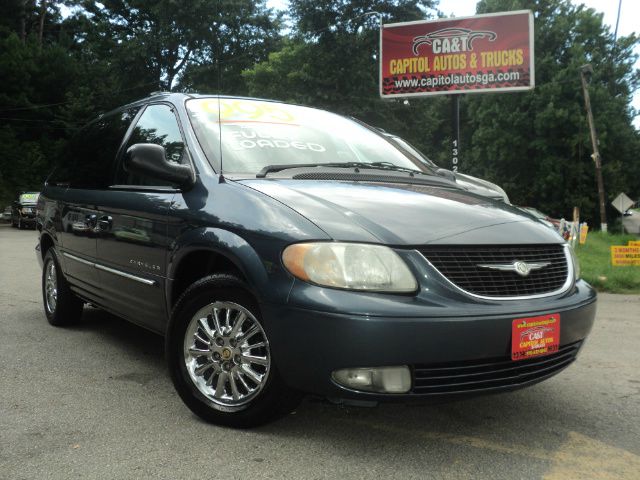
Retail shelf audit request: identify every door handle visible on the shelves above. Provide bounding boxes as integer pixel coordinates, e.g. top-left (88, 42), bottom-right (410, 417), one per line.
top-left (71, 214), bottom-right (97, 233)
top-left (97, 215), bottom-right (113, 231)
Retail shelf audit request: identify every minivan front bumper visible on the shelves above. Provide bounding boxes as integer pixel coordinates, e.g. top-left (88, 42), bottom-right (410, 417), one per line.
top-left (262, 280), bottom-right (596, 402)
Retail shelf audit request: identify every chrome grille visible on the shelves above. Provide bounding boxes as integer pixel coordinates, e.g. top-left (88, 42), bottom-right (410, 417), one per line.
top-left (420, 244), bottom-right (569, 297)
top-left (412, 341), bottom-right (581, 395)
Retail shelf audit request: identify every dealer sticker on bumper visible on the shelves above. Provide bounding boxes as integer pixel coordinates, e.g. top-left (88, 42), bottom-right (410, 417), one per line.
top-left (511, 313), bottom-right (560, 361)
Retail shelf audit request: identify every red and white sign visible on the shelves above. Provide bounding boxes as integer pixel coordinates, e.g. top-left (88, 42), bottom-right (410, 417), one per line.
top-left (511, 313), bottom-right (560, 361)
top-left (380, 10), bottom-right (534, 97)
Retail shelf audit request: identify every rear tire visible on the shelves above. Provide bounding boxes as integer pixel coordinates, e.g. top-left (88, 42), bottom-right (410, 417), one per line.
top-left (42, 249), bottom-right (84, 326)
top-left (166, 274), bottom-right (301, 428)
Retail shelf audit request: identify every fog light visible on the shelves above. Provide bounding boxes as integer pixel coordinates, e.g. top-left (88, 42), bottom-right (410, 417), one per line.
top-left (332, 366), bottom-right (411, 393)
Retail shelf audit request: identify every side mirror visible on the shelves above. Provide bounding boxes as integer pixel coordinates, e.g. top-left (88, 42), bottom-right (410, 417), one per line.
top-left (125, 143), bottom-right (195, 189)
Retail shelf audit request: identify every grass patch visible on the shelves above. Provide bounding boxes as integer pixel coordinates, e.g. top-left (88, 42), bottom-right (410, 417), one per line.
top-left (575, 231), bottom-right (640, 293)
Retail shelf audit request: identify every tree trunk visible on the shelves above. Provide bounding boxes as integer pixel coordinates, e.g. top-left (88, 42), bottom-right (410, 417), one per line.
top-left (19, 0), bottom-right (27, 43)
top-left (166, 49), bottom-right (192, 91)
top-left (38, 0), bottom-right (47, 49)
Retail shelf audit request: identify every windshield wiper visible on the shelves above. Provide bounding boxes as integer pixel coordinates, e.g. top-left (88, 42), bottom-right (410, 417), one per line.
top-left (256, 162), bottom-right (433, 178)
top-left (363, 161), bottom-right (433, 175)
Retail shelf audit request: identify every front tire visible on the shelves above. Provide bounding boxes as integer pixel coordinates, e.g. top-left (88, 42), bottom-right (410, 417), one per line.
top-left (42, 249), bottom-right (84, 326)
top-left (166, 274), bottom-right (301, 428)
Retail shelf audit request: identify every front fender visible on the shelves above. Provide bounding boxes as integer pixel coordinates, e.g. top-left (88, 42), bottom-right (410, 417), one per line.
top-left (166, 227), bottom-right (294, 308)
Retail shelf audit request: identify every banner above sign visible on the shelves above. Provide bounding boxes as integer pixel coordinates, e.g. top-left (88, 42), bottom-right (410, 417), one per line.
top-left (380, 10), bottom-right (534, 98)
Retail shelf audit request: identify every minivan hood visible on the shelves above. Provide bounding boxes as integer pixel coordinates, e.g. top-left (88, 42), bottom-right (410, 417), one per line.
top-left (239, 179), bottom-right (562, 245)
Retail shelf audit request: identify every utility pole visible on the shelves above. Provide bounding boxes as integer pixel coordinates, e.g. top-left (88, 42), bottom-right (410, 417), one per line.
top-left (451, 95), bottom-right (460, 172)
top-left (580, 64), bottom-right (607, 232)
top-left (614, 0), bottom-right (622, 42)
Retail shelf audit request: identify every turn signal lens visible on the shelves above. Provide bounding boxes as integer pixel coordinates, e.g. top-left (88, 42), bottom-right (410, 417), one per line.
top-left (282, 242), bottom-right (417, 292)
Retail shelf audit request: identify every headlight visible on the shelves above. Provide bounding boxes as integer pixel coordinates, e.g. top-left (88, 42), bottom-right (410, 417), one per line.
top-left (568, 244), bottom-right (580, 280)
top-left (282, 242), bottom-right (417, 292)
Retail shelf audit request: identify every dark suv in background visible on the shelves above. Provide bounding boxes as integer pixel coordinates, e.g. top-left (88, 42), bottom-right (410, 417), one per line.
top-left (36, 93), bottom-right (596, 427)
top-left (12, 192), bottom-right (40, 229)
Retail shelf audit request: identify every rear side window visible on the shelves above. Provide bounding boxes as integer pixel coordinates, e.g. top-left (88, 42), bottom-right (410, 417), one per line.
top-left (49, 108), bottom-right (139, 189)
top-left (116, 104), bottom-right (185, 187)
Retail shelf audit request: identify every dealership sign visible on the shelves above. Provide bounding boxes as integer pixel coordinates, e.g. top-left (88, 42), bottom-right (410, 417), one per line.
top-left (380, 11), bottom-right (534, 97)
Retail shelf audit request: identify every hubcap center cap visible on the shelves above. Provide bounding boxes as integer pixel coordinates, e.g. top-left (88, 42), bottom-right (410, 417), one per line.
top-left (221, 348), bottom-right (232, 360)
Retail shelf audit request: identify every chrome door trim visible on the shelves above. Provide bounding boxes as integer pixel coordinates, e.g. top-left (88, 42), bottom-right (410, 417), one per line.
top-left (62, 251), bottom-right (156, 286)
top-left (62, 252), bottom-right (95, 267)
top-left (95, 263), bottom-right (157, 286)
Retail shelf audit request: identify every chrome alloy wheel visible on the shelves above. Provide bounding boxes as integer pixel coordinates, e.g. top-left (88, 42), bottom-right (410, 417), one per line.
top-left (183, 301), bottom-right (271, 409)
top-left (44, 260), bottom-right (58, 314)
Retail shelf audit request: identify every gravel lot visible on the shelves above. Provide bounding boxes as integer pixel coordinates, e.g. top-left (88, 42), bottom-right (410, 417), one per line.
top-left (1, 223), bottom-right (639, 479)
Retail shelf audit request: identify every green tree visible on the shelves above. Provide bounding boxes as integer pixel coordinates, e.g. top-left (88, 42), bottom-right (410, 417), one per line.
top-left (0, 1), bottom-right (281, 203)
top-left (243, 0), bottom-right (444, 157)
top-left (462, 0), bottom-right (640, 224)
top-left (67, 0), bottom-right (279, 93)
top-left (178, 0), bottom-right (281, 95)
top-left (0, 31), bottom-right (80, 201)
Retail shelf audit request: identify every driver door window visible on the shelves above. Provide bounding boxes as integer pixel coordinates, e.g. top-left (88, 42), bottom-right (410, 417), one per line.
top-left (117, 104), bottom-right (185, 186)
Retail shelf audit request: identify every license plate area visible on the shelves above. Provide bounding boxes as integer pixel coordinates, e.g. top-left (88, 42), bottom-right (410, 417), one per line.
top-left (511, 313), bottom-right (560, 361)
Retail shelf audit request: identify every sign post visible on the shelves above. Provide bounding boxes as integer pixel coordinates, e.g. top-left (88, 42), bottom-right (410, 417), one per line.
top-left (451, 95), bottom-right (460, 171)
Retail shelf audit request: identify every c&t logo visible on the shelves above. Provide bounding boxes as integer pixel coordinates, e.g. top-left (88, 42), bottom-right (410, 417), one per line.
top-left (520, 326), bottom-right (553, 342)
top-left (412, 27), bottom-right (497, 55)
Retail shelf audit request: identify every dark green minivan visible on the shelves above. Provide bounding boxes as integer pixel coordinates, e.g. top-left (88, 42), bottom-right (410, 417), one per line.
top-left (36, 93), bottom-right (596, 427)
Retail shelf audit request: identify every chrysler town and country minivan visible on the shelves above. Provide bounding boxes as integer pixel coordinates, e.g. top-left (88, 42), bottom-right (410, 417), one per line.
top-left (36, 93), bottom-right (596, 427)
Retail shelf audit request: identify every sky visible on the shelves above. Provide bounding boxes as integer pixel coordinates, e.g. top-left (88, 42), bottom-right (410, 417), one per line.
top-left (267, 0), bottom-right (639, 127)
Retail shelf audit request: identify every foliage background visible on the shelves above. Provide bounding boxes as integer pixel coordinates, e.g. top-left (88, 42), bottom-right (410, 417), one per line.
top-left (0, 0), bottom-right (638, 226)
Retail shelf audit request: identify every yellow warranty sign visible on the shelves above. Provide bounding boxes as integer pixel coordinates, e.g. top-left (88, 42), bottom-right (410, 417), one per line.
top-left (579, 225), bottom-right (588, 244)
top-left (611, 246), bottom-right (640, 266)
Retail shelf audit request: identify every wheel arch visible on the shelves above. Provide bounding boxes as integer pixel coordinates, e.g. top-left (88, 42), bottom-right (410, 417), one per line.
top-left (39, 232), bottom-right (55, 260)
top-left (166, 227), bottom-right (289, 313)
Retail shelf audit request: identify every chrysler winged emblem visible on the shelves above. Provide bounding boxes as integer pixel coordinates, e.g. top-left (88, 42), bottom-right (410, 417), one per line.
top-left (477, 260), bottom-right (550, 277)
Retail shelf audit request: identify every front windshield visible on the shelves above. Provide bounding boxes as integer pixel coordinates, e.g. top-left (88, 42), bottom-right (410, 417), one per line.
top-left (388, 136), bottom-right (438, 168)
top-left (186, 98), bottom-right (427, 175)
